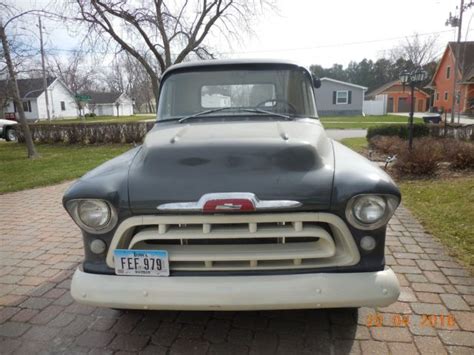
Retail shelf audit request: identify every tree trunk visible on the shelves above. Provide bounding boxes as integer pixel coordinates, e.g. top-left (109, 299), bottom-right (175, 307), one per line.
top-left (0, 22), bottom-right (38, 159)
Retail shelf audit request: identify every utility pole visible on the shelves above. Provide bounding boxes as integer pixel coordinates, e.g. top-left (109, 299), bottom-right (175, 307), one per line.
top-left (0, 19), bottom-right (38, 159)
top-left (38, 16), bottom-right (51, 121)
top-left (445, 0), bottom-right (474, 123)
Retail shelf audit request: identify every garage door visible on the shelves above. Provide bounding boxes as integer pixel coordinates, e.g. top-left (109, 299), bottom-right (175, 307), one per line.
top-left (387, 98), bottom-right (394, 112)
top-left (398, 97), bottom-right (412, 112)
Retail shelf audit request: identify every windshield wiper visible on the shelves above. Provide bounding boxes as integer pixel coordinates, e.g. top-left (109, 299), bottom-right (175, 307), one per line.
top-left (177, 106), bottom-right (295, 123)
top-left (242, 108), bottom-right (292, 120)
top-left (178, 107), bottom-right (240, 123)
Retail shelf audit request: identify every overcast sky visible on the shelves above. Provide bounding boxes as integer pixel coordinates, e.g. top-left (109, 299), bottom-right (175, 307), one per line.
top-left (11, 0), bottom-right (474, 68)
top-left (225, 0), bottom-right (472, 66)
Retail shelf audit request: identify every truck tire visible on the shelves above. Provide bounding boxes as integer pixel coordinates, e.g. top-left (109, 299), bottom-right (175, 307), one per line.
top-left (5, 127), bottom-right (17, 142)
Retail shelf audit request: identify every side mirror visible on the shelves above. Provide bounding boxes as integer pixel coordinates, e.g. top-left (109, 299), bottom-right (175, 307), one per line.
top-left (312, 76), bottom-right (321, 89)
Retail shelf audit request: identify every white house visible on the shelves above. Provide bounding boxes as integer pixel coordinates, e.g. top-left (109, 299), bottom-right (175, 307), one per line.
top-left (1, 77), bottom-right (78, 120)
top-left (83, 92), bottom-right (134, 116)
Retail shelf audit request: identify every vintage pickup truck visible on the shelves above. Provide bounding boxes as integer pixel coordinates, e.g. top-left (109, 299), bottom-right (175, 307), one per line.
top-left (64, 59), bottom-right (401, 310)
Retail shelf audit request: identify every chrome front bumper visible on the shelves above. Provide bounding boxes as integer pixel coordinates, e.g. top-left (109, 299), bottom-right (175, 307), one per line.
top-left (71, 268), bottom-right (400, 311)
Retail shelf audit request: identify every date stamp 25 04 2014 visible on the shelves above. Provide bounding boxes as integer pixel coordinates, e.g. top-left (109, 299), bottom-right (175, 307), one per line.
top-left (366, 313), bottom-right (456, 328)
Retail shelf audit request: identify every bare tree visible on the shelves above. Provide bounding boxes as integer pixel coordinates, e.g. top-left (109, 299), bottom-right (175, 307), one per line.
top-left (51, 51), bottom-right (98, 92)
top-left (0, 3), bottom-right (38, 158)
top-left (104, 52), bottom-right (155, 112)
top-left (72, 0), bottom-right (273, 99)
top-left (390, 33), bottom-right (439, 67)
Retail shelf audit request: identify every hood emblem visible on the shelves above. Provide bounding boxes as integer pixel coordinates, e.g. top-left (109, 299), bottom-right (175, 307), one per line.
top-left (157, 193), bottom-right (301, 213)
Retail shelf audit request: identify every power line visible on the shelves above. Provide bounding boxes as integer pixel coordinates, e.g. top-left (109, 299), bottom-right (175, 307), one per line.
top-left (219, 29), bottom-right (462, 55)
top-left (37, 28), bottom-right (468, 56)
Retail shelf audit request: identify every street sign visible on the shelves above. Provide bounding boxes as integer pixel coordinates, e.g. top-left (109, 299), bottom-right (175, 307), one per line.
top-left (75, 94), bottom-right (91, 101)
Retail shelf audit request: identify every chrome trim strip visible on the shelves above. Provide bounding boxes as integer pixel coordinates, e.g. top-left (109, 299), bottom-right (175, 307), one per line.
top-left (157, 192), bottom-right (302, 211)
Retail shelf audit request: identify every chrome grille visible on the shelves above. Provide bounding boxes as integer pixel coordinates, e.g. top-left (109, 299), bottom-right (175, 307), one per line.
top-left (106, 213), bottom-right (360, 272)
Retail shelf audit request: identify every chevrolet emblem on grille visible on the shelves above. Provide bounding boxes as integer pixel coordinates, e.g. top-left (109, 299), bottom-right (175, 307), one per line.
top-left (157, 193), bottom-right (302, 213)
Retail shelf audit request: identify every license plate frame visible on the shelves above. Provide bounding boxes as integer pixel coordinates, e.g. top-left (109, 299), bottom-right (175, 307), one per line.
top-left (113, 249), bottom-right (170, 277)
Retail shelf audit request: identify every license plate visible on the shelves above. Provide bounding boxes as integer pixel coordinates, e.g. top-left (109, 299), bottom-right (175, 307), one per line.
top-left (114, 249), bottom-right (170, 276)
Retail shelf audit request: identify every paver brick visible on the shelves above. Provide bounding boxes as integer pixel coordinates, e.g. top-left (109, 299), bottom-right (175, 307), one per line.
top-left (388, 342), bottom-right (419, 355)
top-left (169, 338), bottom-right (210, 355)
top-left (414, 336), bottom-right (447, 354)
top-left (451, 311), bottom-right (474, 331)
top-left (440, 294), bottom-right (470, 311)
top-left (360, 340), bottom-right (389, 355)
top-left (412, 283), bottom-right (445, 293)
top-left (370, 327), bottom-right (412, 342)
top-left (75, 330), bottom-right (115, 348)
top-left (438, 330), bottom-right (474, 347)
top-left (424, 271), bottom-right (450, 284)
top-left (21, 324), bottom-right (61, 342)
top-left (0, 321), bottom-right (31, 337)
top-left (416, 292), bottom-right (442, 304)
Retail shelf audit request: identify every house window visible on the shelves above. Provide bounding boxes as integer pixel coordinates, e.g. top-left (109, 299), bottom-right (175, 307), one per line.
top-left (334, 90), bottom-right (352, 105)
top-left (60, 101), bottom-right (66, 111)
top-left (436, 92), bottom-right (439, 101)
top-left (446, 66), bottom-right (451, 79)
top-left (444, 92), bottom-right (449, 101)
top-left (22, 101), bottom-right (31, 112)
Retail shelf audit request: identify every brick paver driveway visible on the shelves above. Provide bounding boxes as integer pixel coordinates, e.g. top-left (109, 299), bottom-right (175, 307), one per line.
top-left (0, 183), bottom-right (473, 354)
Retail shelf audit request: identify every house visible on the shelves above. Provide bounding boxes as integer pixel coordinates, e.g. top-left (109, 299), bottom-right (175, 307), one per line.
top-left (315, 78), bottom-right (367, 116)
top-left (0, 77), bottom-right (78, 120)
top-left (366, 80), bottom-right (430, 113)
top-left (428, 41), bottom-right (474, 114)
top-left (83, 92), bottom-right (134, 116)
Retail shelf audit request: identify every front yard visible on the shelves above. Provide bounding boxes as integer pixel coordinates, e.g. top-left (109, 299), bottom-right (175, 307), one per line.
top-left (0, 142), bottom-right (131, 193)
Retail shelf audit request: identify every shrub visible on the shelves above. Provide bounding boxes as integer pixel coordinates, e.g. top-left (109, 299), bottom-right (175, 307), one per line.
top-left (393, 137), bottom-right (444, 176)
top-left (17, 121), bottom-right (155, 144)
top-left (84, 113), bottom-right (97, 118)
top-left (369, 136), bottom-right (404, 155)
top-left (367, 123), bottom-right (429, 140)
top-left (444, 140), bottom-right (474, 169)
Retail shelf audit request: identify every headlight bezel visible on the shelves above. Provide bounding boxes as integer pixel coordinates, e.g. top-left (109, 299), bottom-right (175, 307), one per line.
top-left (345, 194), bottom-right (399, 230)
top-left (66, 199), bottom-right (118, 234)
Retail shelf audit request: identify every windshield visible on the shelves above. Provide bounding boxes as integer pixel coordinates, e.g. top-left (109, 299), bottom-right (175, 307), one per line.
top-left (157, 68), bottom-right (317, 121)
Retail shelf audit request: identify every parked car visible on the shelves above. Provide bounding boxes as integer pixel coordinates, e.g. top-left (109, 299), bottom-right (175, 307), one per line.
top-left (0, 119), bottom-right (18, 141)
top-left (64, 59), bottom-right (401, 311)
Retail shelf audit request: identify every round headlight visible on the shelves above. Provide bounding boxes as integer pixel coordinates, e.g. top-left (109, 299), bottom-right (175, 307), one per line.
top-left (345, 194), bottom-right (400, 230)
top-left (353, 195), bottom-right (386, 224)
top-left (78, 200), bottom-right (110, 228)
top-left (66, 199), bottom-right (117, 234)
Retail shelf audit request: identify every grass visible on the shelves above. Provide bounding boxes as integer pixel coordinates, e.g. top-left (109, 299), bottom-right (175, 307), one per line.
top-left (0, 142), bottom-right (131, 193)
top-left (400, 178), bottom-right (474, 271)
top-left (340, 137), bottom-right (368, 153)
top-left (320, 115), bottom-right (423, 129)
top-left (34, 114), bottom-right (154, 124)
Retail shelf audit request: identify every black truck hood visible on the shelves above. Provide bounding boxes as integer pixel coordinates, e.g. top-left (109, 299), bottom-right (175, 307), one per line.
top-left (128, 119), bottom-right (335, 213)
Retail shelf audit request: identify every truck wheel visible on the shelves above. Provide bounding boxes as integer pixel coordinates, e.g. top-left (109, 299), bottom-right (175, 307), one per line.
top-left (5, 127), bottom-right (17, 142)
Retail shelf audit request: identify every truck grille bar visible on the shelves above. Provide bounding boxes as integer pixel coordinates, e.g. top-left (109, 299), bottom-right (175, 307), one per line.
top-left (106, 213), bottom-right (360, 272)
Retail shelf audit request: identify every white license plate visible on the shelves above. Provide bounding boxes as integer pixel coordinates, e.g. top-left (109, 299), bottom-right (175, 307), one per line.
top-left (114, 250), bottom-right (170, 276)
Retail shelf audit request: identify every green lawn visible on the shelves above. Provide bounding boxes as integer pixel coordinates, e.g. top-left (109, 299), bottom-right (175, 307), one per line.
top-left (0, 143), bottom-right (131, 193)
top-left (400, 178), bottom-right (474, 271)
top-left (340, 137), bottom-right (368, 153)
top-left (35, 114), bottom-right (154, 124)
top-left (321, 115), bottom-right (423, 129)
